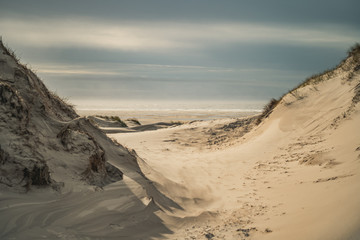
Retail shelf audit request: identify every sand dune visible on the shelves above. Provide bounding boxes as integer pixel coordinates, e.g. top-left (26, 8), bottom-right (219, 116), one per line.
top-left (0, 40), bottom-right (174, 239)
top-left (1, 40), bottom-right (360, 240)
top-left (110, 47), bottom-right (360, 239)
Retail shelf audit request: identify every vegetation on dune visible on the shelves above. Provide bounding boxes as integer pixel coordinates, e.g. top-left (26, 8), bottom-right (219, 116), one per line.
top-left (49, 90), bottom-right (75, 110)
top-left (258, 43), bottom-right (360, 123)
top-left (292, 43), bottom-right (360, 91)
top-left (257, 98), bottom-right (280, 124)
top-left (347, 43), bottom-right (360, 59)
top-left (0, 38), bottom-right (77, 117)
top-left (0, 38), bottom-right (20, 64)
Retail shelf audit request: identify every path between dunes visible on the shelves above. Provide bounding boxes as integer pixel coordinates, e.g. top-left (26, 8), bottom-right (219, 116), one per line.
top-left (1, 41), bottom-right (359, 239)
top-left (110, 73), bottom-right (360, 239)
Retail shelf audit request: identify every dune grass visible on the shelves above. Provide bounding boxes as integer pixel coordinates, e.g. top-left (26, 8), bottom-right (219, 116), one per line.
top-left (258, 43), bottom-right (360, 123)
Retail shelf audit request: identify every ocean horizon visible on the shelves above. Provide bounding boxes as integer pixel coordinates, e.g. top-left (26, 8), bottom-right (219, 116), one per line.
top-left (74, 99), bottom-right (266, 123)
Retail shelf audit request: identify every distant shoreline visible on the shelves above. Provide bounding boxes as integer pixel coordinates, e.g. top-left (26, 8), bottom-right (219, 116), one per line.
top-left (77, 109), bottom-right (260, 125)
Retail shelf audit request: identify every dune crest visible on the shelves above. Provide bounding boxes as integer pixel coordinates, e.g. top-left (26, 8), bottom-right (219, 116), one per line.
top-left (0, 40), bottom-right (130, 191)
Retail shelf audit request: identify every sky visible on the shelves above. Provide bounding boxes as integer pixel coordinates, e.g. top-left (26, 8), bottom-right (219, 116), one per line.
top-left (1, 0), bottom-right (359, 109)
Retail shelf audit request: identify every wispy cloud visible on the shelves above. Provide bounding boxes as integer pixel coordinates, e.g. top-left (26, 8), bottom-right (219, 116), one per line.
top-left (34, 61), bottom-right (297, 80)
top-left (1, 15), bottom-right (357, 102)
top-left (31, 62), bottom-right (236, 77)
top-left (36, 66), bottom-right (121, 76)
top-left (1, 18), bottom-right (358, 52)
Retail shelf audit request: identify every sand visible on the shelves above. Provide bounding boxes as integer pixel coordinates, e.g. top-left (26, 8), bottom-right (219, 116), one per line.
top-left (1, 41), bottom-right (360, 239)
top-left (108, 69), bottom-right (360, 239)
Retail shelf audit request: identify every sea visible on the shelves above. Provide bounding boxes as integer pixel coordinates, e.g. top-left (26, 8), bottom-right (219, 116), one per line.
top-left (74, 100), bottom-right (266, 124)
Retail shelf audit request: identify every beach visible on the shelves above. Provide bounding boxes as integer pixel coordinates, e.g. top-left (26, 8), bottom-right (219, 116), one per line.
top-left (76, 100), bottom-right (264, 124)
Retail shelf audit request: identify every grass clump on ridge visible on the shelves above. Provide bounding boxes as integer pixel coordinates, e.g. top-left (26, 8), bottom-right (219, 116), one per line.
top-left (256, 98), bottom-right (279, 124)
top-left (347, 43), bottom-right (360, 58)
top-left (293, 42), bottom-right (360, 91)
top-left (257, 43), bottom-right (360, 124)
top-left (49, 90), bottom-right (75, 109)
top-left (1, 37), bottom-right (78, 118)
top-left (0, 37), bottom-right (20, 63)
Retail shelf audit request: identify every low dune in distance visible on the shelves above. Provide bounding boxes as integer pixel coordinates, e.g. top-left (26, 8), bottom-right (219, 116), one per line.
top-left (0, 40), bottom-right (360, 239)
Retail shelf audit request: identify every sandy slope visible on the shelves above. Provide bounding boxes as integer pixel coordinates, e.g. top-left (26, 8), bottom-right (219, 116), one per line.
top-left (0, 41), bottom-right (176, 239)
top-left (111, 69), bottom-right (360, 239)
